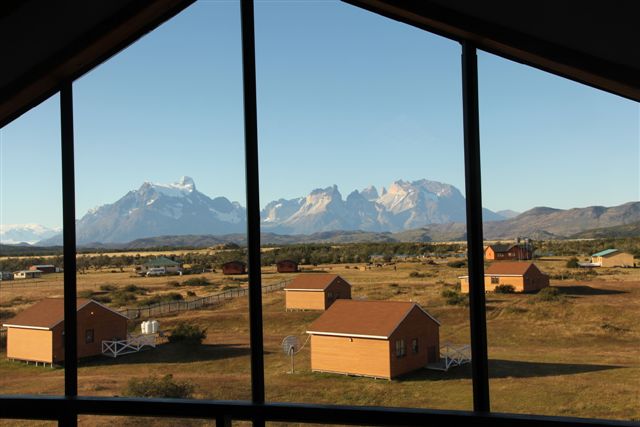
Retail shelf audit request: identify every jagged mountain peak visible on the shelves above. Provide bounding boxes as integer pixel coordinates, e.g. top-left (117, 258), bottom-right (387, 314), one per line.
top-left (360, 185), bottom-right (379, 201)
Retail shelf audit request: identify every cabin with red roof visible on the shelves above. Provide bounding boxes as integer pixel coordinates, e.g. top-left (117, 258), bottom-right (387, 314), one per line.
top-left (284, 274), bottom-right (351, 310)
top-left (306, 300), bottom-right (440, 379)
top-left (2, 298), bottom-right (128, 365)
top-left (222, 261), bottom-right (246, 275)
top-left (276, 259), bottom-right (298, 273)
top-left (459, 262), bottom-right (549, 293)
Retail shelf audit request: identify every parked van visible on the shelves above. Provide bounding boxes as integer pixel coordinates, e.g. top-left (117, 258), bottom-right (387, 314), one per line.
top-left (146, 267), bottom-right (166, 276)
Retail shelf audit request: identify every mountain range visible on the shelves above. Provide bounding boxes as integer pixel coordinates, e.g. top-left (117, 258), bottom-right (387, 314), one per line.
top-left (32, 176), bottom-right (506, 245)
top-left (4, 176), bottom-right (639, 246)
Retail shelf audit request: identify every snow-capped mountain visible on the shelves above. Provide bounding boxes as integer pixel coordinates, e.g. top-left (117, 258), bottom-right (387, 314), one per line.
top-left (261, 179), bottom-right (504, 234)
top-left (66, 177), bottom-right (245, 244)
top-left (0, 224), bottom-right (61, 245)
top-left (30, 177), bottom-right (508, 245)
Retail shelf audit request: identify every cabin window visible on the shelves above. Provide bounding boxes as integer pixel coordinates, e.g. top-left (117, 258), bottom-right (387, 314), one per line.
top-left (491, 277), bottom-right (499, 284)
top-left (412, 338), bottom-right (419, 354)
top-left (85, 329), bottom-right (94, 344)
top-left (395, 339), bottom-right (406, 357)
top-left (327, 292), bottom-right (333, 299)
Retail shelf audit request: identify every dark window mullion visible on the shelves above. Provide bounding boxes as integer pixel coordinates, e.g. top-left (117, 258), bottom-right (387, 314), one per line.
top-left (240, 1), bottom-right (266, 426)
top-left (60, 82), bottom-right (78, 427)
top-left (461, 41), bottom-right (491, 412)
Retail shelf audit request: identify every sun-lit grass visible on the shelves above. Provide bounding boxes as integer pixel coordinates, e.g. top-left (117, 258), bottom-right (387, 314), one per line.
top-left (0, 257), bottom-right (638, 425)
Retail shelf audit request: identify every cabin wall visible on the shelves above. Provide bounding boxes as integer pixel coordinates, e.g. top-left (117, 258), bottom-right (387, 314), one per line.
top-left (285, 290), bottom-right (325, 310)
top-left (389, 307), bottom-right (440, 378)
top-left (310, 334), bottom-right (391, 379)
top-left (7, 328), bottom-right (53, 363)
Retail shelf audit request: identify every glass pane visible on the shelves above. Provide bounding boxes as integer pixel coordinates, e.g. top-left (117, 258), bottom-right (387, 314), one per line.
top-left (479, 50), bottom-right (639, 421)
top-left (72, 0), bottom-right (250, 401)
top-left (0, 94), bottom-right (64, 396)
top-left (256, 1), bottom-right (471, 410)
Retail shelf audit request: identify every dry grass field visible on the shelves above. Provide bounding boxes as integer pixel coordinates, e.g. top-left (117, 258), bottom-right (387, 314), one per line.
top-left (1, 257), bottom-right (638, 426)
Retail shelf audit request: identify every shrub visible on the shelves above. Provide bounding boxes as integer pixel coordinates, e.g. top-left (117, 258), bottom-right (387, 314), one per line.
top-left (409, 271), bottom-right (425, 278)
top-left (186, 291), bottom-right (196, 297)
top-left (566, 257), bottom-right (579, 268)
top-left (168, 280), bottom-right (181, 287)
top-left (100, 284), bottom-right (117, 291)
top-left (78, 290), bottom-right (94, 298)
top-left (168, 322), bottom-right (207, 345)
top-left (184, 277), bottom-right (210, 287)
top-left (92, 295), bottom-right (112, 303)
top-left (0, 309), bottom-right (14, 321)
top-left (494, 284), bottom-right (516, 294)
top-left (123, 284), bottom-right (146, 294)
top-left (124, 374), bottom-right (194, 399)
top-left (536, 287), bottom-right (563, 302)
top-left (111, 291), bottom-right (138, 306)
top-left (447, 260), bottom-right (466, 268)
top-left (441, 289), bottom-right (468, 306)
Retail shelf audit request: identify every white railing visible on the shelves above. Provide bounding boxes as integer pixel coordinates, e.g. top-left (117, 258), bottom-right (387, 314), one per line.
top-left (101, 334), bottom-right (157, 358)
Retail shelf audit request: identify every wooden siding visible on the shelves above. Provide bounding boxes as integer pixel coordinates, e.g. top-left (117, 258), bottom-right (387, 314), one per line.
top-left (7, 328), bottom-right (53, 363)
top-left (285, 290), bottom-right (326, 310)
top-left (460, 272), bottom-right (549, 293)
top-left (276, 260), bottom-right (298, 273)
top-left (389, 306), bottom-right (440, 378)
top-left (20, 301), bottom-right (129, 363)
top-left (594, 252), bottom-right (634, 267)
top-left (310, 335), bottom-right (391, 379)
top-left (325, 279), bottom-right (352, 309)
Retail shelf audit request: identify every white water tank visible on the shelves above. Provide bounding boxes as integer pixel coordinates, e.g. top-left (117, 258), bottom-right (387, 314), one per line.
top-left (141, 321), bottom-right (149, 334)
top-left (150, 320), bottom-right (159, 334)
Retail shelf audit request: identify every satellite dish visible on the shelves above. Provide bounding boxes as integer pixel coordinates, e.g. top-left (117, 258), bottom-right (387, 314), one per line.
top-left (282, 335), bottom-right (300, 374)
top-left (282, 336), bottom-right (299, 355)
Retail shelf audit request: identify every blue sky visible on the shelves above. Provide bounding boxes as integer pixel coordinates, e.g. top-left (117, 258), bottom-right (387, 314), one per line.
top-left (1, 0), bottom-right (638, 229)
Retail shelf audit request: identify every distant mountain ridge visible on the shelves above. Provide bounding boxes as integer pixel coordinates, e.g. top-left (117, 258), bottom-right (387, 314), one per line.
top-left (36, 177), bottom-right (507, 245)
top-left (20, 177), bottom-right (640, 246)
top-left (0, 224), bottom-right (61, 245)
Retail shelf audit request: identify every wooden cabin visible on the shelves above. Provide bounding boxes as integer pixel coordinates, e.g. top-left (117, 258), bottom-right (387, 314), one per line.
top-left (484, 243), bottom-right (532, 261)
top-left (284, 274), bottom-right (351, 310)
top-left (14, 270), bottom-right (42, 279)
top-left (222, 261), bottom-right (246, 275)
top-left (276, 259), bottom-right (298, 273)
top-left (590, 249), bottom-right (634, 267)
top-left (29, 264), bottom-right (57, 274)
top-left (2, 298), bottom-right (128, 364)
top-left (307, 300), bottom-right (440, 379)
top-left (459, 261), bottom-right (549, 293)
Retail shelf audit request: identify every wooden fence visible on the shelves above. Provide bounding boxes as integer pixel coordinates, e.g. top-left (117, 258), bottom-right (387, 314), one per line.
top-left (119, 279), bottom-right (290, 320)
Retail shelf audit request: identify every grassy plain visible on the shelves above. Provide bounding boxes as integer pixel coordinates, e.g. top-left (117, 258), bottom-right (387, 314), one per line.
top-left (0, 257), bottom-right (638, 426)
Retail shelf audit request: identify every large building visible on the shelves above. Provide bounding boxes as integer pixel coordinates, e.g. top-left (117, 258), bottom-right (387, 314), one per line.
top-left (284, 274), bottom-right (351, 310)
top-left (135, 257), bottom-right (182, 276)
top-left (307, 300), bottom-right (440, 379)
top-left (590, 249), bottom-right (634, 267)
top-left (2, 298), bottom-right (128, 365)
top-left (28, 265), bottom-right (58, 274)
top-left (484, 243), bottom-right (533, 261)
top-left (459, 262), bottom-right (549, 293)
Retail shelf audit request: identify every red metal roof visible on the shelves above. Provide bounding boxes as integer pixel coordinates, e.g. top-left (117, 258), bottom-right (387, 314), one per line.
top-left (2, 298), bottom-right (125, 329)
top-left (284, 274), bottom-right (347, 291)
top-left (485, 261), bottom-right (537, 275)
top-left (307, 299), bottom-right (439, 339)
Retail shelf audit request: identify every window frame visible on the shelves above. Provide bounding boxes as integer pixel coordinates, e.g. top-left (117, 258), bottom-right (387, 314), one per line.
top-left (0, 2), bottom-right (627, 427)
